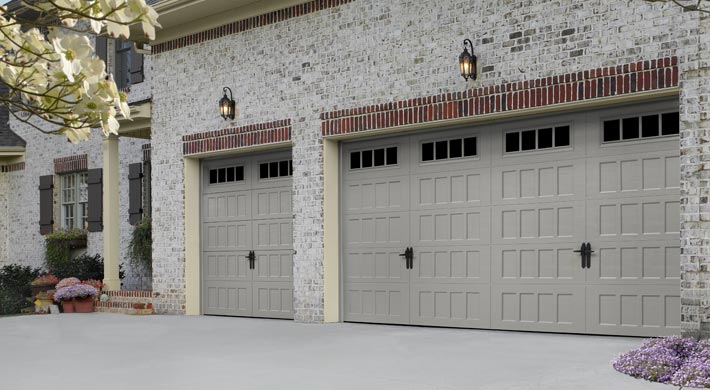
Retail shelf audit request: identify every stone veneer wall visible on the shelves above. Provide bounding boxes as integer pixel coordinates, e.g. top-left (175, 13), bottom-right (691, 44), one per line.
top-left (150, 0), bottom-right (697, 321)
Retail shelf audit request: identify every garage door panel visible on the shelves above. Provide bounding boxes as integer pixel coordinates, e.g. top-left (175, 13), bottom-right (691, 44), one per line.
top-left (253, 218), bottom-right (292, 250)
top-left (411, 207), bottom-right (490, 246)
top-left (344, 212), bottom-right (409, 248)
top-left (253, 187), bottom-right (292, 220)
top-left (343, 175), bottom-right (410, 215)
top-left (586, 285), bottom-right (680, 336)
top-left (410, 283), bottom-right (490, 328)
top-left (492, 160), bottom-right (585, 205)
top-left (587, 151), bottom-right (679, 200)
top-left (492, 244), bottom-right (585, 284)
top-left (252, 282), bottom-right (293, 319)
top-left (411, 169), bottom-right (491, 210)
top-left (491, 285), bottom-right (586, 333)
top-left (344, 249), bottom-right (408, 282)
top-left (203, 191), bottom-right (251, 223)
top-left (344, 283), bottom-right (410, 324)
top-left (203, 281), bottom-right (252, 316)
top-left (587, 240), bottom-right (680, 284)
top-left (202, 221), bottom-right (251, 252)
top-left (203, 251), bottom-right (251, 281)
top-left (413, 246), bottom-right (490, 283)
top-left (492, 201), bottom-right (585, 244)
top-left (254, 250), bottom-right (293, 281)
top-left (587, 196), bottom-right (680, 241)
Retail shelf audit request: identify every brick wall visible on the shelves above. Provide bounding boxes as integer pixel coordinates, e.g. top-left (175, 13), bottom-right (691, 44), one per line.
top-left (150, 0), bottom-right (696, 321)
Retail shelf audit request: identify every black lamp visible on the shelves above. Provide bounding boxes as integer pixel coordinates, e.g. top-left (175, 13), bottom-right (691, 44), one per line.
top-left (459, 39), bottom-right (477, 81)
top-left (219, 87), bottom-right (235, 120)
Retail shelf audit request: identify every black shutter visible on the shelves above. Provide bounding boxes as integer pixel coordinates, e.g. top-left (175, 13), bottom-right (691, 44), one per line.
top-left (95, 36), bottom-right (108, 72)
top-left (128, 163), bottom-right (143, 225)
top-left (129, 44), bottom-right (144, 84)
top-left (87, 168), bottom-right (103, 232)
top-left (38, 175), bottom-right (54, 235)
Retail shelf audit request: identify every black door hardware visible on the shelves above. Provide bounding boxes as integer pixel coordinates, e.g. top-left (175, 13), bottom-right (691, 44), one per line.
top-left (573, 243), bottom-right (594, 269)
top-left (399, 247), bottom-right (414, 269)
top-left (245, 250), bottom-right (256, 269)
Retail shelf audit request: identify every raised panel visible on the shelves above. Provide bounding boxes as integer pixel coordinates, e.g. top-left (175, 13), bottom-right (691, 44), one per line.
top-left (492, 201), bottom-right (584, 244)
top-left (344, 283), bottom-right (410, 324)
top-left (412, 208), bottom-right (490, 246)
top-left (345, 213), bottom-right (409, 247)
top-left (588, 196), bottom-right (680, 241)
top-left (587, 150), bottom-right (680, 199)
top-left (410, 284), bottom-right (491, 328)
top-left (492, 160), bottom-right (584, 205)
top-left (492, 244), bottom-right (585, 283)
top-left (587, 240), bottom-right (680, 284)
top-left (413, 246), bottom-right (490, 283)
top-left (490, 285), bottom-right (585, 333)
top-left (344, 250), bottom-right (408, 282)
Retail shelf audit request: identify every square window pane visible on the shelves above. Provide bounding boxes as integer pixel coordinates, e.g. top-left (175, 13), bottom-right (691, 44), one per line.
top-left (269, 162), bottom-right (279, 177)
top-left (260, 163), bottom-right (269, 179)
top-left (374, 148), bottom-right (385, 166)
top-left (555, 126), bottom-right (571, 147)
top-left (209, 169), bottom-right (218, 184)
top-left (622, 117), bottom-right (639, 139)
top-left (603, 120), bottom-right (620, 142)
top-left (235, 166), bottom-right (244, 181)
top-left (362, 150), bottom-right (373, 168)
top-left (289, 160), bottom-right (293, 175)
top-left (506, 132), bottom-right (520, 153)
top-left (642, 115), bottom-right (659, 138)
top-left (463, 137), bottom-right (477, 157)
top-left (538, 128), bottom-right (553, 148)
top-left (386, 147), bottom-right (397, 165)
top-left (350, 152), bottom-right (360, 169)
top-left (218, 168), bottom-right (226, 183)
top-left (422, 143), bottom-right (434, 161)
top-left (279, 160), bottom-right (289, 177)
top-left (449, 139), bottom-right (463, 158)
top-left (521, 130), bottom-right (536, 151)
top-left (662, 112), bottom-right (679, 135)
top-left (226, 167), bottom-right (235, 182)
top-left (435, 141), bottom-right (448, 160)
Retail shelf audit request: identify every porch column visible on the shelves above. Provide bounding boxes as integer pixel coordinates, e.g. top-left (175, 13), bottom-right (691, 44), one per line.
top-left (103, 134), bottom-right (121, 290)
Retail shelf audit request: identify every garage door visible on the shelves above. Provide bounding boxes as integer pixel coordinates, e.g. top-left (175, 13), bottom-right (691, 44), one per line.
top-left (342, 100), bottom-right (680, 336)
top-left (201, 151), bottom-right (293, 318)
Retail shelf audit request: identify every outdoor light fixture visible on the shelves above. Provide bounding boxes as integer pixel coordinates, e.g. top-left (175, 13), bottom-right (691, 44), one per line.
top-left (219, 87), bottom-right (236, 120)
top-left (459, 39), bottom-right (477, 81)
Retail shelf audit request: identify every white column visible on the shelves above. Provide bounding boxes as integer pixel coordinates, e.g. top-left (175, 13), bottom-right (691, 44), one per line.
top-left (103, 134), bottom-right (121, 290)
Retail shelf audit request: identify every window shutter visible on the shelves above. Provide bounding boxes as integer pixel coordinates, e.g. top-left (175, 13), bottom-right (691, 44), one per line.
top-left (95, 36), bottom-right (108, 72)
top-left (38, 175), bottom-right (54, 235)
top-left (87, 168), bottom-right (103, 232)
top-left (129, 44), bottom-right (144, 84)
top-left (128, 163), bottom-right (143, 225)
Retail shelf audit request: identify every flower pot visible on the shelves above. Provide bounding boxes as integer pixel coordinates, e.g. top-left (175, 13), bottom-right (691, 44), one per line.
top-left (68, 238), bottom-right (87, 249)
top-left (62, 300), bottom-right (75, 313)
top-left (31, 283), bottom-right (55, 297)
top-left (73, 297), bottom-right (94, 313)
top-left (38, 298), bottom-right (53, 307)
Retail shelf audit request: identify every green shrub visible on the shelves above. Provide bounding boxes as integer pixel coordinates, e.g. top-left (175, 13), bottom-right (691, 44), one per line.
top-left (128, 217), bottom-right (152, 274)
top-left (45, 228), bottom-right (87, 274)
top-left (0, 265), bottom-right (41, 315)
top-left (48, 253), bottom-right (124, 280)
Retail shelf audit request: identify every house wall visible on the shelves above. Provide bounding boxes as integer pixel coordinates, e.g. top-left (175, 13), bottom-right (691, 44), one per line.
top-left (149, 0), bottom-right (698, 320)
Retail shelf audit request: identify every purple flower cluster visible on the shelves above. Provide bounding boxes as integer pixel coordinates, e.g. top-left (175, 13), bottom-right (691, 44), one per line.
top-left (53, 284), bottom-right (98, 301)
top-left (55, 277), bottom-right (81, 289)
top-left (613, 336), bottom-right (710, 388)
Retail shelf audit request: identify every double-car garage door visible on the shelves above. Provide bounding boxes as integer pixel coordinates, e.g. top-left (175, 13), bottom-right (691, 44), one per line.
top-left (342, 100), bottom-right (680, 336)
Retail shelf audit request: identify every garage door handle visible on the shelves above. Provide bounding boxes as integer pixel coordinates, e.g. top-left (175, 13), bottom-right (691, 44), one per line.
top-left (585, 243), bottom-right (594, 269)
top-left (245, 251), bottom-right (256, 269)
top-left (574, 244), bottom-right (586, 269)
top-left (399, 247), bottom-right (413, 269)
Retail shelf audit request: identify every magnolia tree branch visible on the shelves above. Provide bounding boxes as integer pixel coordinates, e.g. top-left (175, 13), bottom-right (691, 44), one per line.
top-left (646, 0), bottom-right (710, 13)
top-left (0, 0), bottom-right (160, 143)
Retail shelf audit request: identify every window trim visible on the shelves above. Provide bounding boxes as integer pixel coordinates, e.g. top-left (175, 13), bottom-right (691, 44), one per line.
top-left (503, 123), bottom-right (573, 155)
top-left (60, 171), bottom-right (88, 230)
top-left (600, 110), bottom-right (679, 145)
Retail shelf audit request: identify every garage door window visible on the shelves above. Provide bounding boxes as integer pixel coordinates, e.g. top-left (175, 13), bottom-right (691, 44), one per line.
top-left (505, 125), bottom-right (570, 153)
top-left (259, 159), bottom-right (293, 179)
top-left (602, 111), bottom-right (679, 143)
top-left (209, 166), bottom-right (244, 184)
top-left (350, 147), bottom-right (397, 170)
top-left (421, 136), bottom-right (477, 162)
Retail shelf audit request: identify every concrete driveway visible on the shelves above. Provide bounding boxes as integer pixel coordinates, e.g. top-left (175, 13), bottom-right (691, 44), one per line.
top-left (0, 314), bottom-right (664, 390)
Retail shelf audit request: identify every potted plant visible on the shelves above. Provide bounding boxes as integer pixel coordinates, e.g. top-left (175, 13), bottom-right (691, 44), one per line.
top-left (53, 277), bottom-right (81, 312)
top-left (30, 274), bottom-right (59, 296)
top-left (54, 284), bottom-right (98, 313)
top-left (81, 279), bottom-right (104, 293)
top-left (35, 291), bottom-right (54, 307)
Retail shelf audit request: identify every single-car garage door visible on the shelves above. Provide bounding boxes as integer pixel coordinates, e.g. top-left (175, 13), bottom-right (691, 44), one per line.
top-left (201, 151), bottom-right (294, 318)
top-left (342, 100), bottom-right (680, 336)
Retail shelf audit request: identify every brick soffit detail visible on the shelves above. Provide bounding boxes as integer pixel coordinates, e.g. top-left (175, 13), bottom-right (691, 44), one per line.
top-left (54, 154), bottom-right (88, 174)
top-left (182, 119), bottom-right (292, 156)
top-left (321, 56), bottom-right (680, 137)
top-left (153, 0), bottom-right (355, 55)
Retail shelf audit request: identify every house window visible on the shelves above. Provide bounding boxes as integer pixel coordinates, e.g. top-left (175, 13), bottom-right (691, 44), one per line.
top-left (602, 112), bottom-right (679, 143)
top-left (421, 137), bottom-right (477, 162)
top-left (209, 166), bottom-right (245, 184)
top-left (61, 172), bottom-right (88, 229)
top-left (259, 160), bottom-right (293, 179)
top-left (350, 147), bottom-right (398, 170)
top-left (505, 125), bottom-right (571, 153)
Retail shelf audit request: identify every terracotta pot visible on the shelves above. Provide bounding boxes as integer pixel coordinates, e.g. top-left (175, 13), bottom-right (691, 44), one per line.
top-left (73, 297), bottom-right (94, 313)
top-left (31, 284), bottom-right (55, 297)
top-left (62, 300), bottom-right (75, 313)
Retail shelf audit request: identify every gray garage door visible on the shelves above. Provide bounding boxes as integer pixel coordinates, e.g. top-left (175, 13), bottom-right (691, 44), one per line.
top-left (342, 100), bottom-right (680, 336)
top-left (201, 151), bottom-right (293, 318)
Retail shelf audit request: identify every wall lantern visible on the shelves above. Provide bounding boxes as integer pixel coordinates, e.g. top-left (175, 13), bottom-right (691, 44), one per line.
top-left (459, 39), bottom-right (477, 81)
top-left (219, 87), bottom-right (236, 120)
